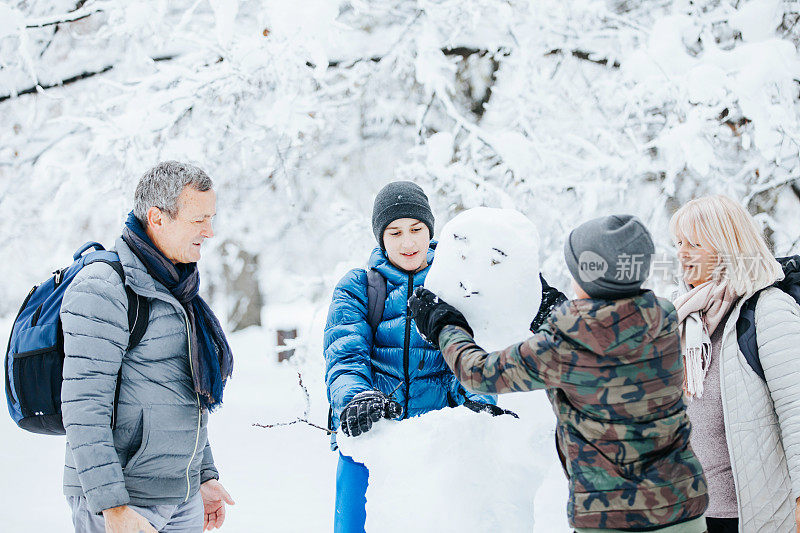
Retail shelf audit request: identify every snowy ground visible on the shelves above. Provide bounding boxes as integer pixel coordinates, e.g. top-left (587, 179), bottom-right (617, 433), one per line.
top-left (1, 306), bottom-right (569, 532)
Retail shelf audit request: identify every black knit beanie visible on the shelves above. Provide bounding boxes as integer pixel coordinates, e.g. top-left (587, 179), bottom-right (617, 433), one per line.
top-left (372, 181), bottom-right (435, 249)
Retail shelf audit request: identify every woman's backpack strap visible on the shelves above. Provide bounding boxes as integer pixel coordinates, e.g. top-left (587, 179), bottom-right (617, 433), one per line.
top-left (736, 291), bottom-right (766, 381)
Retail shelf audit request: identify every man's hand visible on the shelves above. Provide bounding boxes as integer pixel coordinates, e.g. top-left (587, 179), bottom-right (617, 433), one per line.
top-left (408, 287), bottom-right (473, 349)
top-left (102, 505), bottom-right (157, 533)
top-left (200, 479), bottom-right (235, 531)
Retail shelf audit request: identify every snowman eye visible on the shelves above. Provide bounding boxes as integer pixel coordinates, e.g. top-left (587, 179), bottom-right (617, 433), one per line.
top-left (490, 247), bottom-right (507, 266)
top-left (453, 233), bottom-right (467, 242)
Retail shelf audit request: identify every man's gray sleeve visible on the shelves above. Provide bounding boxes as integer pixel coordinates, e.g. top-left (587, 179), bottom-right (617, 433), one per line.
top-left (200, 440), bottom-right (219, 483)
top-left (60, 263), bottom-right (130, 514)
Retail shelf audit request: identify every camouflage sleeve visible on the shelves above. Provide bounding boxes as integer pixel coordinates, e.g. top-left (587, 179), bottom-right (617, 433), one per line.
top-left (438, 324), bottom-right (563, 394)
top-left (444, 370), bottom-right (496, 405)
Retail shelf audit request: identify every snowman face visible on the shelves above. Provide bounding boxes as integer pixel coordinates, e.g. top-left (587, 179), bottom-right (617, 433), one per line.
top-left (425, 207), bottom-right (542, 351)
top-left (447, 231), bottom-right (515, 300)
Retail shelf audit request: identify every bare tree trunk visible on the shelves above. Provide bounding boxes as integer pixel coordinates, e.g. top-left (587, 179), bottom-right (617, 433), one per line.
top-left (221, 242), bottom-right (263, 332)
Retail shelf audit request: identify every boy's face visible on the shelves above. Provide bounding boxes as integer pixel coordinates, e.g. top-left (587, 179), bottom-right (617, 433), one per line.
top-left (571, 278), bottom-right (590, 299)
top-left (383, 218), bottom-right (430, 272)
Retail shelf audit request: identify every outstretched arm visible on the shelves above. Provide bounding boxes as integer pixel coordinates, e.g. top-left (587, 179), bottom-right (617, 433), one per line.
top-left (409, 286), bottom-right (564, 395)
top-left (438, 324), bottom-right (563, 395)
top-left (444, 370), bottom-right (496, 405)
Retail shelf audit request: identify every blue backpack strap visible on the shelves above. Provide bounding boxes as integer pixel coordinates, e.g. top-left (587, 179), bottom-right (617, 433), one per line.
top-left (365, 269), bottom-right (386, 339)
top-left (73, 241), bottom-right (106, 260)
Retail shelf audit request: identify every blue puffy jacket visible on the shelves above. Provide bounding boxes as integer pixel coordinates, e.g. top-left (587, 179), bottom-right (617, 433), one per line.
top-left (324, 244), bottom-right (495, 433)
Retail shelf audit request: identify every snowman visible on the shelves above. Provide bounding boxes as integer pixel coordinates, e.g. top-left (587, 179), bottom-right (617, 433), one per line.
top-left (425, 207), bottom-right (542, 351)
top-left (337, 208), bottom-right (566, 532)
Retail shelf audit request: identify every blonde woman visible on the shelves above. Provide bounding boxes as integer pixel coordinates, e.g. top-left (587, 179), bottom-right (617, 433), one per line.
top-left (670, 194), bottom-right (800, 533)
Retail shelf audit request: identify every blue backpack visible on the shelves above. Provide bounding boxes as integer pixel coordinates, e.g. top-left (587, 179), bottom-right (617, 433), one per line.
top-left (736, 255), bottom-right (800, 381)
top-left (5, 242), bottom-right (150, 435)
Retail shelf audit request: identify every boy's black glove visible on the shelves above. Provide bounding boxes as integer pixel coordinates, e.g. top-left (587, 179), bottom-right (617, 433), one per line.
top-left (463, 398), bottom-right (519, 419)
top-left (530, 273), bottom-right (568, 333)
top-left (408, 287), bottom-right (473, 349)
top-left (340, 390), bottom-right (402, 437)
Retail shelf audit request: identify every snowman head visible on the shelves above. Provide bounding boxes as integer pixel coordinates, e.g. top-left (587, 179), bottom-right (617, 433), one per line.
top-left (425, 207), bottom-right (542, 351)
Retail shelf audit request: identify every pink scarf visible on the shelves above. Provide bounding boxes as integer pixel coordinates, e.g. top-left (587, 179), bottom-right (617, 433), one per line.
top-left (673, 280), bottom-right (738, 398)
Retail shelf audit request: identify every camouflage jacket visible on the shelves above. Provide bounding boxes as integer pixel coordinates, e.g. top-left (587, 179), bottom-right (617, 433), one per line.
top-left (439, 291), bottom-right (708, 530)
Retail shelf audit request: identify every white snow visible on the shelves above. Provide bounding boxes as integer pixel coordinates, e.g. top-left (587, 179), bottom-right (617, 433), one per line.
top-left (338, 402), bottom-right (547, 532)
top-left (209, 0), bottom-right (240, 46)
top-left (425, 131), bottom-right (454, 170)
top-left (685, 64), bottom-right (728, 106)
top-left (622, 12), bottom-right (800, 165)
top-left (426, 207), bottom-right (542, 351)
top-left (0, 5), bottom-right (23, 40)
top-left (728, 0), bottom-right (783, 43)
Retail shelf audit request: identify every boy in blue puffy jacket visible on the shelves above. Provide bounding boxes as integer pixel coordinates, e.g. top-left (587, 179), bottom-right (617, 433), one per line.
top-left (323, 181), bottom-right (502, 533)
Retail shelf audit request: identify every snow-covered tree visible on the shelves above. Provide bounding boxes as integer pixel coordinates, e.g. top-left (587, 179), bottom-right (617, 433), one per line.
top-left (1, 0), bottom-right (798, 320)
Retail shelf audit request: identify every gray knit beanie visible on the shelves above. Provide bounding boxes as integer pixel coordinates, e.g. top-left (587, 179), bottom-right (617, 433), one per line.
top-left (372, 181), bottom-right (434, 249)
top-left (564, 214), bottom-right (655, 300)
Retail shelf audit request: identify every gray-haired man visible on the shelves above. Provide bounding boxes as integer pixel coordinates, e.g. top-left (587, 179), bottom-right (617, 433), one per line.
top-left (61, 161), bottom-right (234, 532)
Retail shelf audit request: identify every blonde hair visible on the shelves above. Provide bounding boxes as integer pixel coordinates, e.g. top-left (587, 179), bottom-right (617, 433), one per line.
top-left (669, 194), bottom-right (783, 296)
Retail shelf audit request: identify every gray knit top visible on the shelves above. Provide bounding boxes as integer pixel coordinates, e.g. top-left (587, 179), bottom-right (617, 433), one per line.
top-left (685, 310), bottom-right (738, 518)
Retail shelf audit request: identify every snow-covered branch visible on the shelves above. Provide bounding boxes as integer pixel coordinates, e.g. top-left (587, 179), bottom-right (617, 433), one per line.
top-left (546, 48), bottom-right (621, 68)
top-left (315, 46), bottom-right (507, 69)
top-left (0, 55), bottom-right (176, 102)
top-left (24, 4), bottom-right (102, 28)
top-left (0, 0), bottom-right (799, 316)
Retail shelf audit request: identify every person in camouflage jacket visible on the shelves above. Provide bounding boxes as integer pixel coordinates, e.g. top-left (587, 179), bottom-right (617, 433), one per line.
top-left (409, 215), bottom-right (708, 532)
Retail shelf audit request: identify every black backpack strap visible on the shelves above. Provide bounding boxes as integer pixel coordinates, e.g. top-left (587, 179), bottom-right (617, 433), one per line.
top-left (365, 269), bottom-right (386, 340)
top-left (124, 285), bottom-right (150, 351)
top-left (98, 260), bottom-right (150, 351)
top-left (736, 257), bottom-right (800, 382)
top-left (736, 290), bottom-right (766, 381)
top-left (776, 255), bottom-right (800, 306)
